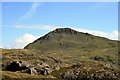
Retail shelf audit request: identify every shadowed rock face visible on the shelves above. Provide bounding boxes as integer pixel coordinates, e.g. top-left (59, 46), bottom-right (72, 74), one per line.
top-left (5, 61), bottom-right (29, 71)
top-left (5, 61), bottom-right (20, 71)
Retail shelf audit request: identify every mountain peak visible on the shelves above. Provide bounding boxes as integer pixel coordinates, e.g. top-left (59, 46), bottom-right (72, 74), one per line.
top-left (52, 28), bottom-right (78, 34)
top-left (24, 27), bottom-right (116, 51)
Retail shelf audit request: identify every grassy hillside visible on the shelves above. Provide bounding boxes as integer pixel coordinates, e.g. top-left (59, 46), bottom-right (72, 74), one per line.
top-left (2, 28), bottom-right (120, 79)
top-left (25, 28), bottom-right (118, 52)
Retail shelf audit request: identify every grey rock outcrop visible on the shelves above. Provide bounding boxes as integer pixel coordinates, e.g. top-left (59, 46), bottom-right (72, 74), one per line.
top-left (5, 61), bottom-right (54, 75)
top-left (36, 62), bottom-right (53, 75)
top-left (61, 70), bottom-right (79, 80)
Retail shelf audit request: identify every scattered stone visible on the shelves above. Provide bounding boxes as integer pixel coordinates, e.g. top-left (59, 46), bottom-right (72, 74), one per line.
top-left (54, 65), bottom-right (60, 71)
top-left (36, 62), bottom-right (49, 69)
top-left (5, 61), bottom-right (53, 75)
top-left (71, 63), bottom-right (81, 68)
top-left (93, 56), bottom-right (105, 61)
top-left (35, 62), bottom-right (53, 75)
top-left (44, 67), bottom-right (53, 75)
top-left (46, 75), bottom-right (56, 78)
top-left (47, 56), bottom-right (62, 63)
top-left (41, 62), bottom-right (50, 68)
top-left (61, 70), bottom-right (78, 80)
top-left (26, 67), bottom-right (38, 75)
top-left (37, 68), bottom-right (53, 75)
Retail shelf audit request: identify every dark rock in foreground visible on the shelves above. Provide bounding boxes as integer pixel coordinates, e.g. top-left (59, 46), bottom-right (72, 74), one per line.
top-left (5, 61), bottom-right (53, 75)
top-left (5, 61), bottom-right (30, 71)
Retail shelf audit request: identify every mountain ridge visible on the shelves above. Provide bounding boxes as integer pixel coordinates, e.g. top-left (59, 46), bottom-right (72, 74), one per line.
top-left (24, 28), bottom-right (117, 52)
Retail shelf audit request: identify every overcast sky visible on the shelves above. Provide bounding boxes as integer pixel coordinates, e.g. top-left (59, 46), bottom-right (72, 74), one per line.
top-left (2, 2), bottom-right (118, 48)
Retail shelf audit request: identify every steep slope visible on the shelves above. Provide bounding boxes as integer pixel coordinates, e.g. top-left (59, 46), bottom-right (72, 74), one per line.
top-left (24, 28), bottom-right (118, 52)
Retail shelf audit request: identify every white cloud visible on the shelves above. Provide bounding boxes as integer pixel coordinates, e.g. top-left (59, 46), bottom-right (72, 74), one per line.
top-left (15, 25), bottom-right (63, 30)
top-left (71, 27), bottom-right (118, 40)
top-left (19, 2), bottom-right (41, 20)
top-left (15, 25), bottom-right (118, 40)
top-left (14, 34), bottom-right (40, 49)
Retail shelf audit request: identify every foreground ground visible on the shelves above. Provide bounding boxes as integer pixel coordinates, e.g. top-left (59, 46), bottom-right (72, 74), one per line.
top-left (1, 48), bottom-right (120, 80)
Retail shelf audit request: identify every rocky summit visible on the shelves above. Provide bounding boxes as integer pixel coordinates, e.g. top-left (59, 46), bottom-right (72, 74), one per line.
top-left (2, 28), bottom-right (120, 80)
top-left (24, 28), bottom-right (118, 52)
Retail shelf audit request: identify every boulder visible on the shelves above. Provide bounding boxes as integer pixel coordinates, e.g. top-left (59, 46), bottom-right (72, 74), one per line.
top-left (5, 61), bottom-right (30, 71)
top-left (36, 62), bottom-right (49, 69)
top-left (40, 62), bottom-right (50, 68)
top-left (44, 67), bottom-right (53, 75)
top-left (93, 56), bottom-right (105, 61)
top-left (35, 62), bottom-right (53, 75)
top-left (61, 70), bottom-right (78, 80)
top-left (26, 67), bottom-right (38, 75)
top-left (37, 67), bottom-right (53, 75)
top-left (5, 61), bottom-right (54, 75)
